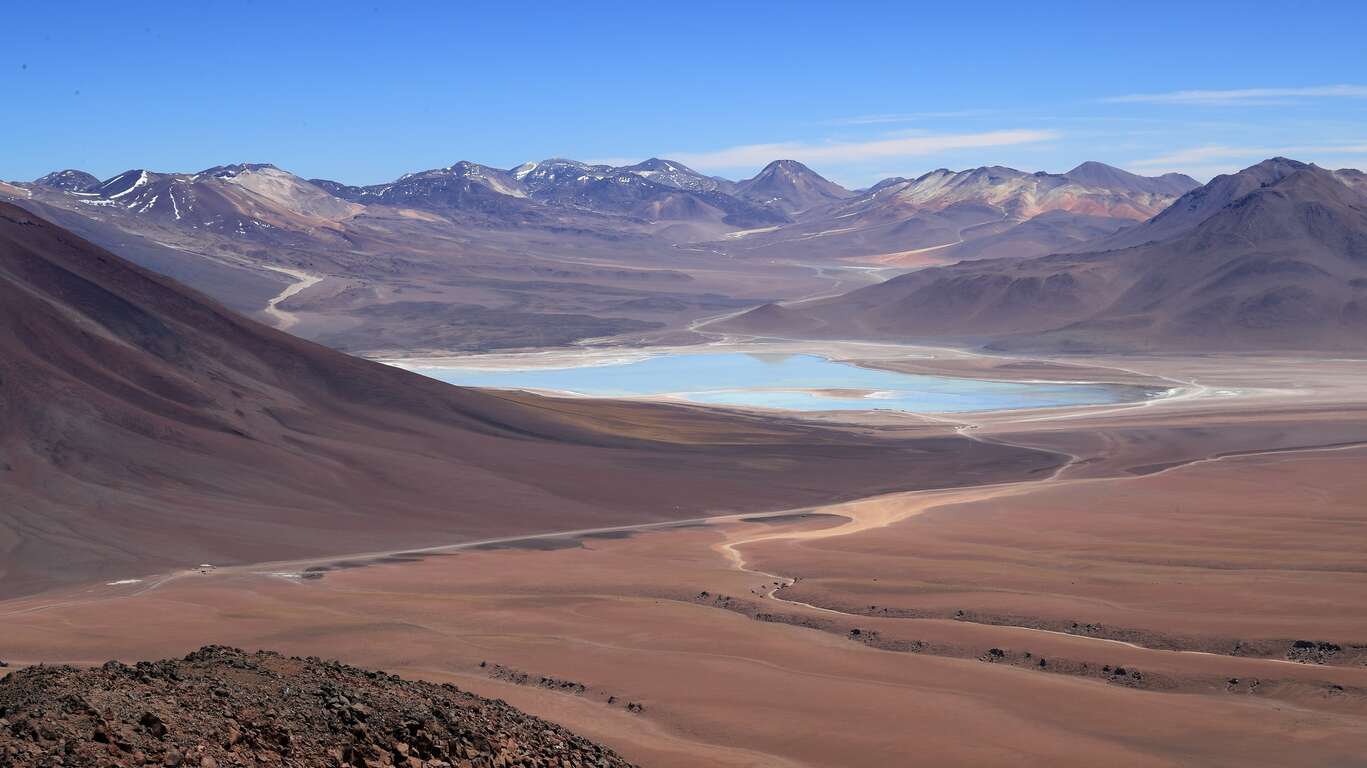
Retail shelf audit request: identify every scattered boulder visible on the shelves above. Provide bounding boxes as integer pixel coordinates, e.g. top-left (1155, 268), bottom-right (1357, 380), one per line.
top-left (537, 675), bottom-right (587, 695)
top-left (139, 711), bottom-right (168, 738)
top-left (1100, 663), bottom-right (1145, 686)
top-left (981, 648), bottom-right (1007, 662)
top-left (1287, 640), bottom-right (1342, 664)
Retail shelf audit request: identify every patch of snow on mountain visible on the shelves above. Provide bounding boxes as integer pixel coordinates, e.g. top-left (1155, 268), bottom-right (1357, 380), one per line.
top-left (107, 171), bottom-right (149, 199)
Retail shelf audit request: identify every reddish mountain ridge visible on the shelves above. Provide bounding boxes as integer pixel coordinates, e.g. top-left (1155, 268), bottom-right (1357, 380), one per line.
top-left (863, 163), bottom-right (1194, 220)
top-left (718, 162), bottom-right (1198, 264)
top-left (0, 202), bottom-right (1054, 597)
top-left (721, 159), bottom-right (1367, 353)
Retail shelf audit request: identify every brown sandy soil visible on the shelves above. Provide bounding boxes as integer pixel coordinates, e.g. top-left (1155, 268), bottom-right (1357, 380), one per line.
top-left (748, 448), bottom-right (1367, 656)
top-left (4, 463), bottom-right (1367, 767)
top-left (8, 367), bottom-right (1367, 765)
top-left (8, 338), bottom-right (1367, 765)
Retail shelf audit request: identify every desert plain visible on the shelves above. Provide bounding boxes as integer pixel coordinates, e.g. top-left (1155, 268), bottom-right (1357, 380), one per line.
top-left (7, 346), bottom-right (1367, 767)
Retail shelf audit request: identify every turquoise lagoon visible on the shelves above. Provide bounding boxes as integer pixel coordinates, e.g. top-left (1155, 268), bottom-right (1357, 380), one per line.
top-left (411, 352), bottom-right (1152, 413)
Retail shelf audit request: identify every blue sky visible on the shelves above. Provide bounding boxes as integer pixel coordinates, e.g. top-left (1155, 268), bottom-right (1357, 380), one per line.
top-left (4, 0), bottom-right (1366, 187)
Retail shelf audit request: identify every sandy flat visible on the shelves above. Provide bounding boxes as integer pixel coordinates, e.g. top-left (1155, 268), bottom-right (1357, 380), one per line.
top-left (7, 351), bottom-right (1367, 766)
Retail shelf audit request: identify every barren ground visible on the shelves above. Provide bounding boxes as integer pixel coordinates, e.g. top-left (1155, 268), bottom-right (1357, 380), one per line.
top-left (6, 350), bottom-right (1367, 767)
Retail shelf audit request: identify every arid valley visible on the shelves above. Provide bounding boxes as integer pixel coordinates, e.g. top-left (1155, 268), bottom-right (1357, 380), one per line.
top-left (6, 4), bottom-right (1367, 766)
top-left (8, 313), bottom-right (1367, 764)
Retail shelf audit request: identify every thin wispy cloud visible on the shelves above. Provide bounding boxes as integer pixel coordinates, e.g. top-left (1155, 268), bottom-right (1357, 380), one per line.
top-left (1129, 143), bottom-right (1367, 179)
top-left (824, 110), bottom-right (997, 125)
top-left (1130, 146), bottom-right (1273, 168)
top-left (1104, 85), bottom-right (1367, 106)
top-left (1132, 143), bottom-right (1367, 167)
top-left (670, 129), bottom-right (1059, 172)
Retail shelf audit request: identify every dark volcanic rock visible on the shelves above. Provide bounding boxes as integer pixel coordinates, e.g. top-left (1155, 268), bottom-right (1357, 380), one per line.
top-left (735, 159), bottom-right (853, 213)
top-left (0, 646), bottom-right (634, 767)
top-left (32, 169), bottom-right (101, 192)
top-left (1287, 640), bottom-right (1343, 664)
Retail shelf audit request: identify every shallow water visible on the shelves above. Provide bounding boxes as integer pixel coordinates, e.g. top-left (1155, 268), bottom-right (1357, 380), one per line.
top-left (410, 352), bottom-right (1149, 413)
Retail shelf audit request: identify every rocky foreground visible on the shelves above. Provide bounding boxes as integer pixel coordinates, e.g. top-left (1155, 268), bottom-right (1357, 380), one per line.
top-left (0, 646), bottom-right (634, 768)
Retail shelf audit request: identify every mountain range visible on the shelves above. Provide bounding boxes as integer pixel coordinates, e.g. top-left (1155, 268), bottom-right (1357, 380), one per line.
top-left (2, 157), bottom-right (1201, 355)
top-left (13, 155), bottom-right (1365, 356)
top-left (14, 156), bottom-right (1194, 246)
top-left (311, 157), bottom-right (787, 229)
top-left (716, 162), bottom-right (1200, 264)
top-left (722, 159), bottom-right (1367, 352)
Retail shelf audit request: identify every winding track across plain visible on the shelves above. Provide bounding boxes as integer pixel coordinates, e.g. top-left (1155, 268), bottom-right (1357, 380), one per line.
top-left (714, 437), bottom-right (1367, 667)
top-left (261, 266), bottom-right (324, 330)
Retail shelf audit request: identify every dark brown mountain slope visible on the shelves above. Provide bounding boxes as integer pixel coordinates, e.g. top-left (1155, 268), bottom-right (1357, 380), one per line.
top-left (735, 160), bottom-right (854, 213)
top-left (1029, 162), bottom-right (1367, 352)
top-left (720, 159), bottom-right (1367, 353)
top-left (1076, 156), bottom-right (1312, 252)
top-left (0, 203), bottom-right (1058, 597)
top-left (1063, 161), bottom-right (1198, 197)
